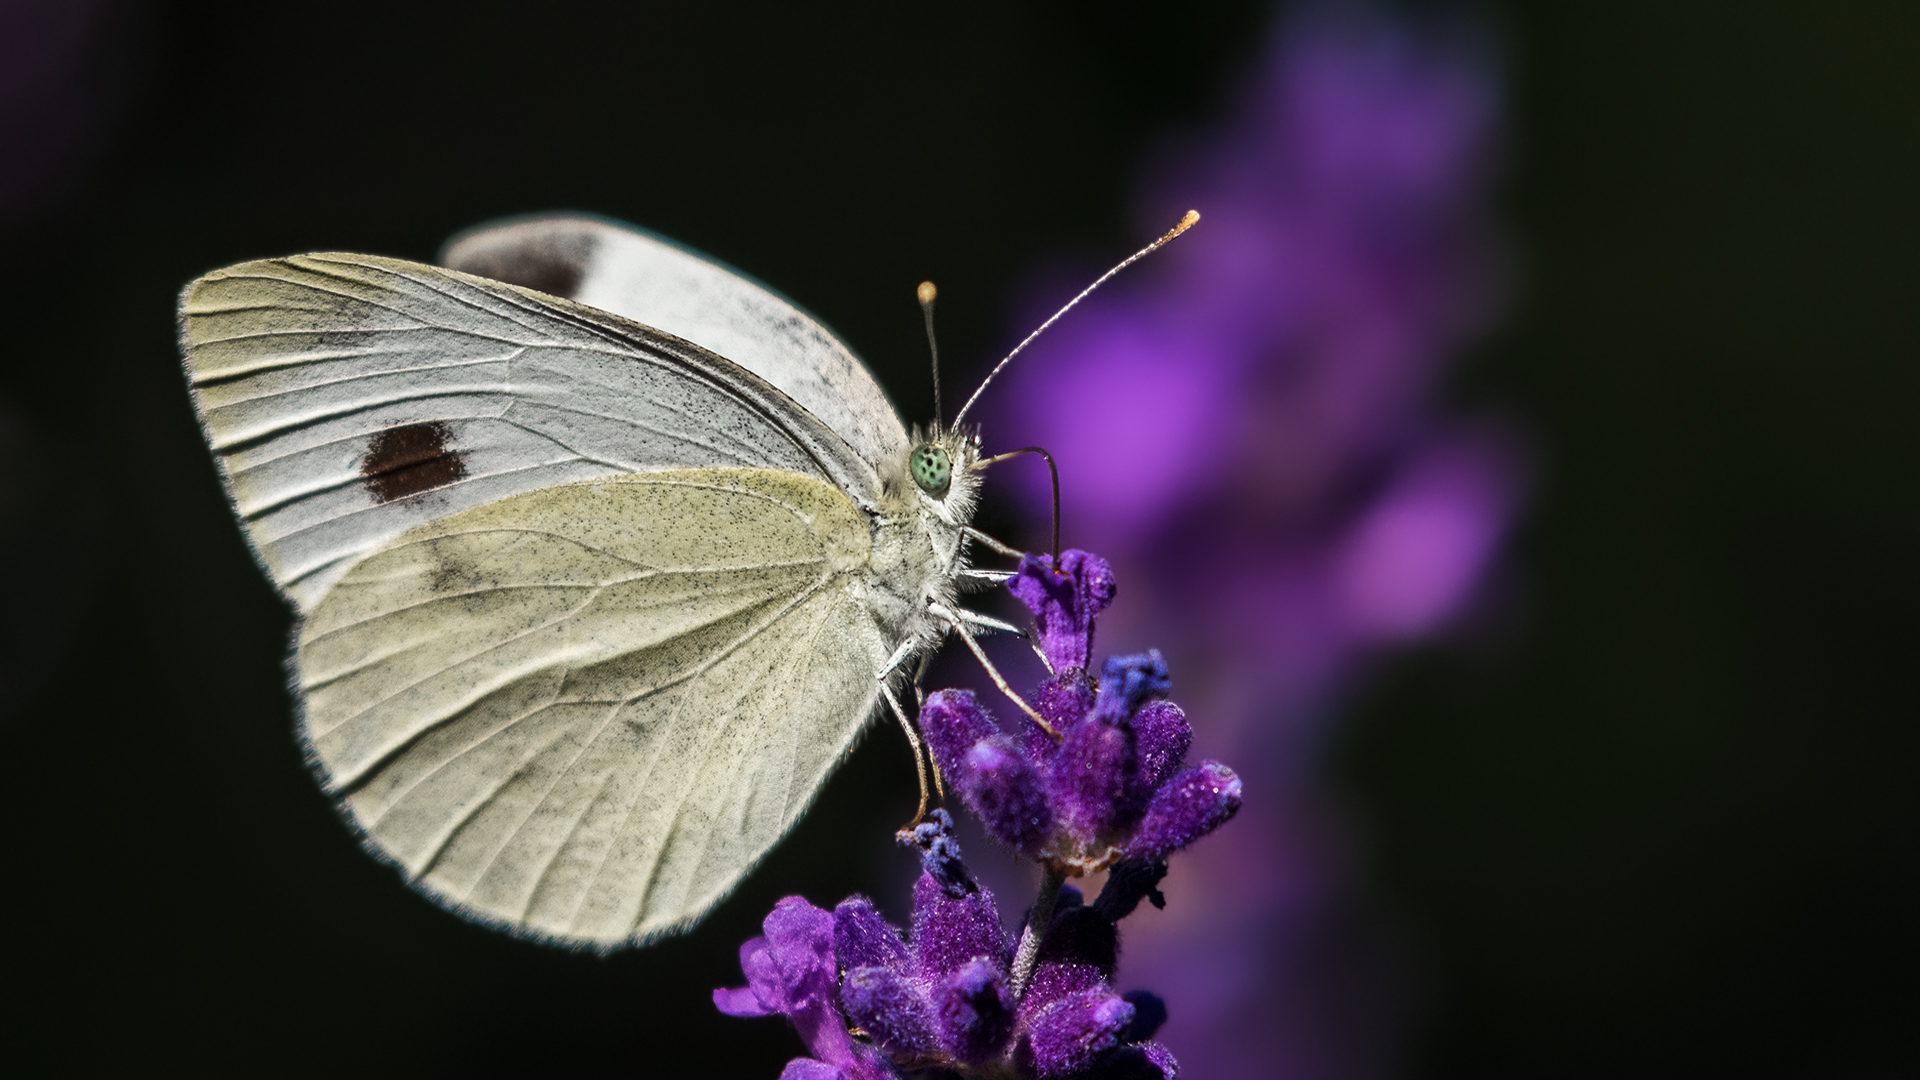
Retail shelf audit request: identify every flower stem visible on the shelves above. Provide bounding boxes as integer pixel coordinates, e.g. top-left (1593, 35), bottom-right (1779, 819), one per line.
top-left (1008, 867), bottom-right (1067, 1000)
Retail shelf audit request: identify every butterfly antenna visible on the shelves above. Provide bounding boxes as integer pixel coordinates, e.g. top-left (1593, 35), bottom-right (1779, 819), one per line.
top-left (948, 209), bottom-right (1199, 429)
top-left (918, 281), bottom-right (943, 433)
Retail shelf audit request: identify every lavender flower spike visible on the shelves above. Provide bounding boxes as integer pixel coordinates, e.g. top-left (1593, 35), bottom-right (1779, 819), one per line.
top-left (912, 549), bottom-right (1241, 874)
top-left (723, 554), bottom-right (1225, 1079)
top-left (724, 808), bottom-right (1183, 1078)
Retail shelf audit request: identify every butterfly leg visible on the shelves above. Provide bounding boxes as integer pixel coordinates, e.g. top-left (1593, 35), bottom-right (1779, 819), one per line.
top-left (952, 570), bottom-right (1052, 671)
top-left (913, 637), bottom-right (939, 710)
top-left (879, 638), bottom-right (950, 823)
top-left (963, 525), bottom-right (1026, 558)
top-left (951, 608), bottom-right (1056, 682)
top-left (928, 602), bottom-right (1061, 740)
top-left (953, 608), bottom-right (1026, 637)
top-left (956, 533), bottom-right (1062, 667)
top-left (955, 534), bottom-right (1053, 668)
top-left (906, 646), bottom-right (951, 804)
top-left (878, 678), bottom-right (934, 824)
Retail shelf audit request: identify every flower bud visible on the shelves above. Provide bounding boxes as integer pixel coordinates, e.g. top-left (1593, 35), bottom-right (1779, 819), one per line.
top-left (1091, 651), bottom-right (1171, 725)
top-left (1048, 718), bottom-right (1133, 838)
top-left (1129, 700), bottom-right (1192, 794)
top-left (840, 964), bottom-right (934, 1057)
top-left (956, 735), bottom-right (1053, 855)
top-left (1025, 988), bottom-right (1135, 1077)
top-left (1125, 760), bottom-right (1243, 860)
top-left (919, 690), bottom-right (998, 784)
top-left (1031, 673), bottom-right (1095, 761)
top-left (932, 957), bottom-right (1015, 1064)
top-left (832, 897), bottom-right (910, 974)
top-left (912, 870), bottom-right (1009, 984)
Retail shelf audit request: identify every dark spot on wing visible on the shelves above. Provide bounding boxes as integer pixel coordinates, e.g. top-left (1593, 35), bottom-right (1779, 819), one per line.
top-left (362, 422), bottom-right (467, 503)
top-left (442, 225), bottom-right (596, 299)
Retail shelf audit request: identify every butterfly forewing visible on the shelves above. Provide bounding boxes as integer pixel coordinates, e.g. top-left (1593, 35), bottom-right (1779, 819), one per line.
top-left (299, 468), bottom-right (894, 946)
top-left (180, 253), bottom-right (882, 609)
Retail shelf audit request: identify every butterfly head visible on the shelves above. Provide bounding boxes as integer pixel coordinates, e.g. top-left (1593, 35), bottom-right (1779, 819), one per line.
top-left (905, 425), bottom-right (981, 523)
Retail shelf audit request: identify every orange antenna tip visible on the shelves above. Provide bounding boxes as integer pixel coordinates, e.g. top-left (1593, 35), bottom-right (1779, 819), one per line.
top-left (917, 281), bottom-right (938, 305)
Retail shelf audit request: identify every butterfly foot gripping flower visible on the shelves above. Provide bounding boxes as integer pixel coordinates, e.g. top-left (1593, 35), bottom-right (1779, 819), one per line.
top-left (920, 551), bottom-right (1242, 876)
top-left (718, 810), bottom-right (1179, 1079)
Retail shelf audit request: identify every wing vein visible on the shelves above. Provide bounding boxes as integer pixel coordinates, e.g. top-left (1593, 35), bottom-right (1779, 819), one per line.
top-left (207, 353), bottom-right (521, 409)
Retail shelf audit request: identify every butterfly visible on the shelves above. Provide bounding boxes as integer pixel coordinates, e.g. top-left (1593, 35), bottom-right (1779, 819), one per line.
top-left (178, 211), bottom-right (1194, 949)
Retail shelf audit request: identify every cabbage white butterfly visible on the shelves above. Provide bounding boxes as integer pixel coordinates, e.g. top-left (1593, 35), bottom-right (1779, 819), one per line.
top-left (178, 211), bottom-right (1194, 949)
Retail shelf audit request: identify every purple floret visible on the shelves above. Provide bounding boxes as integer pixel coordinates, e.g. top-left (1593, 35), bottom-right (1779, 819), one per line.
top-left (840, 964), bottom-right (932, 1057)
top-left (1047, 716), bottom-right (1133, 839)
top-left (1008, 550), bottom-right (1116, 673)
top-left (933, 958), bottom-right (1016, 1064)
top-left (711, 897), bottom-right (836, 1020)
top-left (831, 897), bottom-right (912, 974)
top-left (1024, 988), bottom-right (1136, 1077)
top-left (1125, 761), bottom-right (1244, 862)
top-left (910, 859), bottom-right (1011, 983)
top-left (1128, 702), bottom-right (1191, 796)
top-left (960, 735), bottom-right (1053, 855)
top-left (919, 690), bottom-right (997, 786)
top-left (1031, 675), bottom-right (1095, 759)
top-left (715, 897), bottom-right (893, 1080)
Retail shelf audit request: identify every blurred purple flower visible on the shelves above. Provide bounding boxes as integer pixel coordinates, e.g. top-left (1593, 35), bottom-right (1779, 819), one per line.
top-left (985, 7), bottom-right (1522, 1077)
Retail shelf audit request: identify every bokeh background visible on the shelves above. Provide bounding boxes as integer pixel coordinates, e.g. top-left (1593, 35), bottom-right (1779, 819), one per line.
top-left (2, 2), bottom-right (1912, 1076)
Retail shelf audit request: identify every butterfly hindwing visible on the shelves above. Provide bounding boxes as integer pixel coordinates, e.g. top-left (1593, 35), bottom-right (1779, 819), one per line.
top-left (298, 468), bottom-right (894, 947)
top-left (440, 215), bottom-right (912, 473)
top-left (180, 253), bottom-right (883, 609)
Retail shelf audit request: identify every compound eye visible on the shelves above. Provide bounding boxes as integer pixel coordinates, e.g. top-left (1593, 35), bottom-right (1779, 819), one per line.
top-left (909, 444), bottom-right (952, 498)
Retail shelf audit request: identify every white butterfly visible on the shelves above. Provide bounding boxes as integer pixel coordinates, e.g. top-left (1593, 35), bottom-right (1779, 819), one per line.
top-left (178, 211), bottom-right (1193, 949)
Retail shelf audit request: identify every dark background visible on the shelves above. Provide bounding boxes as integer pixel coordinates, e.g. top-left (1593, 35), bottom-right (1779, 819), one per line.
top-left (2, 1), bottom-right (1912, 1076)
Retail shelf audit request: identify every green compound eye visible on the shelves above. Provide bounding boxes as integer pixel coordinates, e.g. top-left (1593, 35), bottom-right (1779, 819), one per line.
top-left (909, 444), bottom-right (952, 498)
